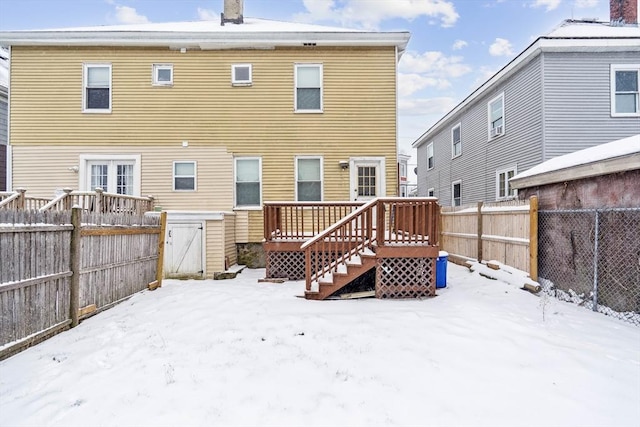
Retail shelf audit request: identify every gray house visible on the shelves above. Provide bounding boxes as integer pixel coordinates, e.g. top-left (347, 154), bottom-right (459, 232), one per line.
top-left (0, 49), bottom-right (7, 192)
top-left (413, 1), bottom-right (640, 206)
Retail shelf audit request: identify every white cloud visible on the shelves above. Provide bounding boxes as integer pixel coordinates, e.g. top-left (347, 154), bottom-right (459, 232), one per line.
top-left (294, 0), bottom-right (459, 29)
top-left (114, 5), bottom-right (149, 24)
top-left (452, 40), bottom-right (468, 50)
top-left (399, 51), bottom-right (471, 78)
top-left (489, 38), bottom-right (513, 56)
top-left (197, 8), bottom-right (218, 21)
top-left (399, 73), bottom-right (450, 97)
top-left (531, 0), bottom-right (562, 12)
top-left (574, 0), bottom-right (598, 7)
top-left (399, 97), bottom-right (457, 116)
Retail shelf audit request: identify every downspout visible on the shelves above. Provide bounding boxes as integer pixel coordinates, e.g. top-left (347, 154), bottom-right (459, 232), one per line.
top-left (6, 45), bottom-right (11, 192)
top-left (395, 45), bottom-right (399, 197)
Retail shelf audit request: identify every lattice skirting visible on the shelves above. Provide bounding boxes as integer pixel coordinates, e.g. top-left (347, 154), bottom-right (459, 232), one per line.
top-left (375, 257), bottom-right (435, 299)
top-left (266, 250), bottom-right (345, 281)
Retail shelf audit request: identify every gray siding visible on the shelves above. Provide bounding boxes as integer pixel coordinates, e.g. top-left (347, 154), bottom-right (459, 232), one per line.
top-left (543, 51), bottom-right (640, 159)
top-left (0, 96), bottom-right (6, 146)
top-left (417, 55), bottom-right (544, 205)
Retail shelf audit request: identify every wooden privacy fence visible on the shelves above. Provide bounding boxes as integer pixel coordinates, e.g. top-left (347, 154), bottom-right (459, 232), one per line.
top-left (440, 196), bottom-right (538, 278)
top-left (0, 208), bottom-right (166, 360)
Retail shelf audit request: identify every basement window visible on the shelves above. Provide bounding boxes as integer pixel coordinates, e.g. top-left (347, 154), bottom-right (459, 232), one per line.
top-left (153, 64), bottom-right (173, 86)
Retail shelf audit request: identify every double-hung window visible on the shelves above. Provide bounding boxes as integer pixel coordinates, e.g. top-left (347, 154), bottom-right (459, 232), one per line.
top-left (427, 142), bottom-right (434, 170)
top-left (83, 63), bottom-right (111, 112)
top-left (296, 157), bottom-right (322, 201)
top-left (488, 93), bottom-right (504, 139)
top-left (153, 64), bottom-right (173, 86)
top-left (611, 64), bottom-right (640, 116)
top-left (452, 180), bottom-right (462, 207)
top-left (452, 123), bottom-right (462, 158)
top-left (173, 161), bottom-right (196, 191)
top-left (235, 157), bottom-right (261, 207)
top-left (232, 64), bottom-right (252, 86)
top-left (496, 167), bottom-right (516, 200)
top-left (295, 64), bottom-right (323, 112)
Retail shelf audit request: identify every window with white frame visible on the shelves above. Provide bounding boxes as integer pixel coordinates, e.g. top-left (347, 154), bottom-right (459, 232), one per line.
top-left (452, 180), bottom-right (461, 207)
top-left (232, 64), bottom-right (252, 86)
top-left (296, 157), bottom-right (322, 201)
top-left (173, 161), bottom-right (196, 191)
top-left (83, 63), bottom-right (111, 112)
top-left (295, 64), bottom-right (323, 112)
top-left (496, 167), bottom-right (517, 200)
top-left (488, 93), bottom-right (504, 139)
top-left (235, 157), bottom-right (261, 207)
top-left (80, 155), bottom-right (141, 196)
top-left (153, 64), bottom-right (173, 86)
top-left (452, 123), bottom-right (462, 158)
top-left (427, 188), bottom-right (435, 197)
top-left (427, 142), bottom-right (434, 170)
top-left (611, 64), bottom-right (640, 116)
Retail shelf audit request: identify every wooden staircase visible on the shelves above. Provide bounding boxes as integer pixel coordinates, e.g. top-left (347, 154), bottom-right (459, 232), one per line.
top-left (305, 247), bottom-right (377, 300)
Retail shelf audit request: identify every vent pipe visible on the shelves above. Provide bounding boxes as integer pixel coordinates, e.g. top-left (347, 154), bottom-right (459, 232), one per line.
top-left (221, 0), bottom-right (244, 25)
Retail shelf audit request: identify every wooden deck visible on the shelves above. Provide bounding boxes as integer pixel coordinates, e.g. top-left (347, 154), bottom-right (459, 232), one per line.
top-left (263, 198), bottom-right (440, 300)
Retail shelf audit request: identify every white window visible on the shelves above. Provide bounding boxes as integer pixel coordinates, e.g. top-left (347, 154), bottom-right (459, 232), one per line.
top-left (83, 63), bottom-right (111, 113)
top-left (427, 188), bottom-right (435, 197)
top-left (496, 167), bottom-right (517, 200)
top-left (295, 64), bottom-right (323, 112)
top-left (80, 154), bottom-right (141, 196)
top-left (452, 180), bottom-right (461, 207)
top-left (611, 64), bottom-right (640, 116)
top-left (173, 161), bottom-right (196, 191)
top-left (296, 156), bottom-right (322, 201)
top-left (488, 93), bottom-right (505, 139)
top-left (232, 64), bottom-right (252, 86)
top-left (427, 142), bottom-right (434, 170)
top-left (452, 123), bottom-right (462, 158)
top-left (235, 157), bottom-right (262, 207)
top-left (153, 64), bottom-right (173, 86)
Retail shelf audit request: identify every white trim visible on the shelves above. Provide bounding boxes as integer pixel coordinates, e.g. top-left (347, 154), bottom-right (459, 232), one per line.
top-left (610, 63), bottom-right (640, 117)
top-left (426, 142), bottom-right (434, 170)
top-left (294, 155), bottom-right (323, 202)
top-left (294, 63), bottom-right (323, 113)
top-left (495, 166), bottom-right (518, 200)
top-left (487, 93), bottom-right (505, 140)
top-left (173, 160), bottom-right (197, 192)
top-left (451, 179), bottom-right (462, 207)
top-left (82, 63), bottom-right (112, 113)
top-left (78, 154), bottom-right (141, 196)
top-left (233, 156), bottom-right (262, 208)
top-left (231, 63), bottom-right (252, 86)
top-left (451, 123), bottom-right (462, 159)
top-left (427, 187), bottom-right (435, 197)
top-left (152, 63), bottom-right (173, 86)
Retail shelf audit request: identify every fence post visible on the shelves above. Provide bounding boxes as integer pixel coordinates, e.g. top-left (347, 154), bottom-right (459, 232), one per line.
top-left (70, 207), bottom-right (81, 328)
top-left (592, 210), bottom-right (600, 312)
top-left (95, 188), bottom-right (104, 213)
top-left (16, 188), bottom-right (26, 209)
top-left (529, 196), bottom-right (539, 281)
top-left (477, 201), bottom-right (483, 263)
top-left (156, 211), bottom-right (167, 288)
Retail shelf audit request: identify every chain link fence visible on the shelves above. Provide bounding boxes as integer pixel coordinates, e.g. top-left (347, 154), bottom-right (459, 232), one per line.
top-left (538, 207), bottom-right (640, 325)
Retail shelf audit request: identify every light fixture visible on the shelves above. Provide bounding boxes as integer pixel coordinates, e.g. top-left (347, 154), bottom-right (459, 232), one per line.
top-left (68, 165), bottom-right (79, 173)
top-left (338, 160), bottom-right (349, 169)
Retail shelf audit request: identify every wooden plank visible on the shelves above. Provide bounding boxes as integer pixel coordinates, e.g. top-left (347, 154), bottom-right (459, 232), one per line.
top-left (0, 271), bottom-right (73, 293)
top-left (339, 290), bottom-right (375, 299)
top-left (529, 195), bottom-right (539, 282)
top-left (375, 245), bottom-right (439, 258)
top-left (148, 280), bottom-right (160, 290)
top-left (70, 207), bottom-right (81, 328)
top-left (477, 201), bottom-right (483, 263)
top-left (81, 227), bottom-right (161, 236)
top-left (156, 211), bottom-right (167, 288)
top-left (78, 304), bottom-right (97, 317)
top-left (0, 225), bottom-right (73, 234)
top-left (487, 261), bottom-right (501, 270)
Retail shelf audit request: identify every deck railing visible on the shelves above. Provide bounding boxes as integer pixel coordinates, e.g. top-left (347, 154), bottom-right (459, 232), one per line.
top-left (299, 197), bottom-right (440, 292)
top-left (0, 188), bottom-right (155, 214)
top-left (263, 201), bottom-right (364, 241)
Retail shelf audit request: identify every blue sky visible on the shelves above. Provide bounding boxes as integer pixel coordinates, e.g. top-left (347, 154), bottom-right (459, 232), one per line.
top-left (0, 0), bottom-right (616, 161)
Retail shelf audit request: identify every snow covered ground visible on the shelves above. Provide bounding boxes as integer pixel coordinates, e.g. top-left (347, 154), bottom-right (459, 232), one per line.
top-left (1, 263), bottom-right (639, 427)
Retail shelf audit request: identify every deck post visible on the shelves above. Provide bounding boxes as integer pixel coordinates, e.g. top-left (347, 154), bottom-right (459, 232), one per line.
top-left (376, 200), bottom-right (385, 246)
top-left (70, 207), bottom-right (81, 328)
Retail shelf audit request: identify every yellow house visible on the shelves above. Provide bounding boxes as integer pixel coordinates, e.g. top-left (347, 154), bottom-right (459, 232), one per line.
top-left (0, 7), bottom-right (410, 279)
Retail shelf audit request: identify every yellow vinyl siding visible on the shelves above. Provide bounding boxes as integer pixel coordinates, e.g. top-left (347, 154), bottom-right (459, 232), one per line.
top-left (10, 45), bottom-right (398, 240)
top-left (205, 219), bottom-right (224, 275)
top-left (224, 214), bottom-right (237, 266)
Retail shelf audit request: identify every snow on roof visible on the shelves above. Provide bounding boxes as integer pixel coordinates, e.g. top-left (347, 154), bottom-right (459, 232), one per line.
top-left (510, 134), bottom-right (640, 188)
top-left (412, 20), bottom-right (640, 148)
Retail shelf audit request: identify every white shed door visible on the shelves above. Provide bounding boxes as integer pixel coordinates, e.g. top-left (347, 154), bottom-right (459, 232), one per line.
top-left (165, 223), bottom-right (203, 278)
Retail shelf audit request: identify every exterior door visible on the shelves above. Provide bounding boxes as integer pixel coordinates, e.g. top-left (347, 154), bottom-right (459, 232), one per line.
top-left (164, 223), bottom-right (203, 279)
top-left (350, 159), bottom-right (384, 201)
top-left (87, 160), bottom-right (135, 195)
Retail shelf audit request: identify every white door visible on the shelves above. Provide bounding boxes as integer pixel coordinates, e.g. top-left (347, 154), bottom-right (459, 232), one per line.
top-left (164, 223), bottom-right (203, 278)
top-left (350, 159), bottom-right (385, 201)
top-left (87, 160), bottom-right (135, 195)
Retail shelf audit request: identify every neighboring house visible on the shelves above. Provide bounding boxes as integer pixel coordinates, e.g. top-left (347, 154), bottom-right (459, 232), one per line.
top-left (0, 48), bottom-right (8, 191)
top-left (412, 0), bottom-right (640, 206)
top-left (398, 152), bottom-right (411, 197)
top-left (0, 0), bottom-right (409, 278)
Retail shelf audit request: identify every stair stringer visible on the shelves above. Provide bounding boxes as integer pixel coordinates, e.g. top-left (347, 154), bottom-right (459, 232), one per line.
top-left (305, 252), bottom-right (377, 300)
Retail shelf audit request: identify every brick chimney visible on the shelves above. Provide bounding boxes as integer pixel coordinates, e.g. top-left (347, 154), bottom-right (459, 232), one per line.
top-left (221, 0), bottom-right (244, 25)
top-left (610, 0), bottom-right (638, 25)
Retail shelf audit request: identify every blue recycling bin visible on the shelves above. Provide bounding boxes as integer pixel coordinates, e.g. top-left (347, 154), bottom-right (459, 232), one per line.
top-left (436, 251), bottom-right (448, 288)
